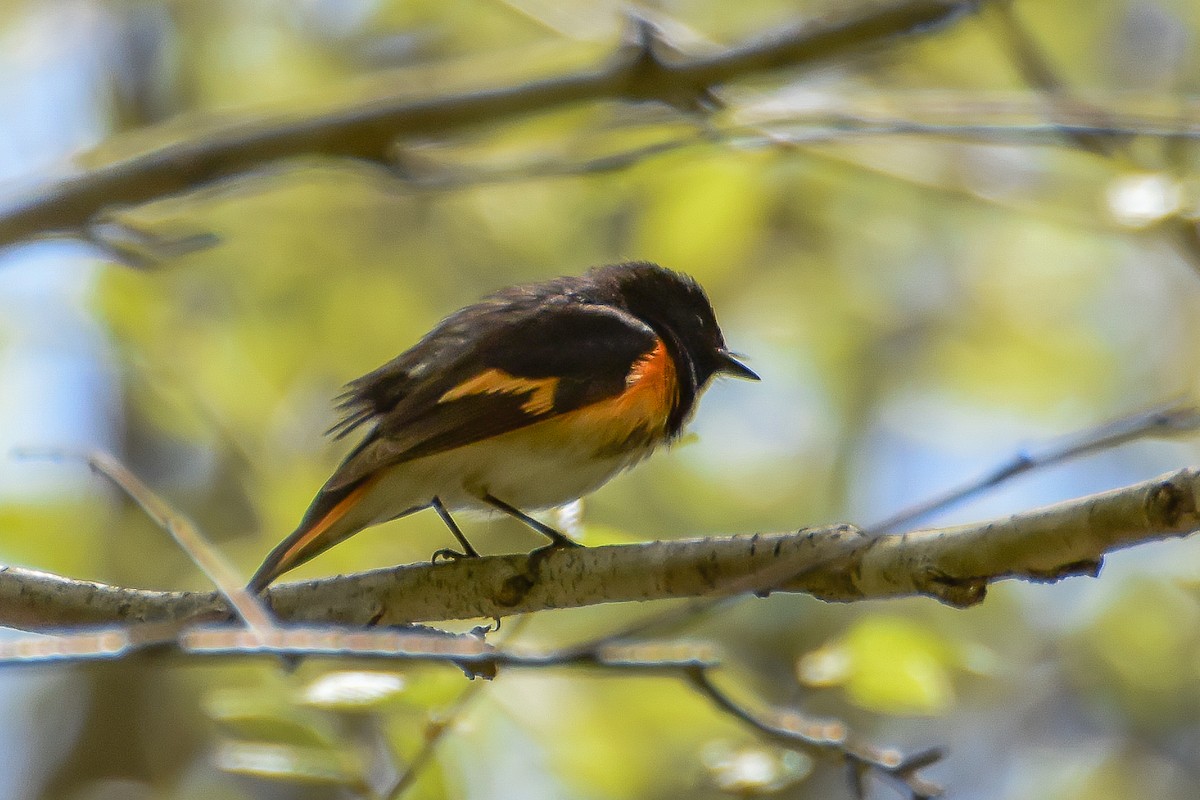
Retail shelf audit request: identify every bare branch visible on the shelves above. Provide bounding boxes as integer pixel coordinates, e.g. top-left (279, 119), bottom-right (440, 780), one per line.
top-left (379, 615), bottom-right (530, 799)
top-left (15, 449), bottom-right (275, 635)
top-left (685, 667), bottom-right (944, 798)
top-left (82, 219), bottom-right (221, 269)
top-left (381, 675), bottom-right (487, 799)
top-left (387, 114), bottom-right (1200, 197)
top-left (871, 401), bottom-right (1200, 534)
top-left (983, 1), bottom-right (1123, 157)
top-left (0, 468), bottom-right (1197, 630)
top-left (0, 0), bottom-right (977, 248)
top-left (981, 1), bottom-right (1200, 273)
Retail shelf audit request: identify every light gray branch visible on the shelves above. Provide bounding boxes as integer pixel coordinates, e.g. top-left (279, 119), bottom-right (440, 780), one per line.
top-left (3, 467), bottom-right (1197, 632)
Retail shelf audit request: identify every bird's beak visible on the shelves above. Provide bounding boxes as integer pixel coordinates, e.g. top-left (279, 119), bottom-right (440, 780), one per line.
top-left (716, 349), bottom-right (760, 381)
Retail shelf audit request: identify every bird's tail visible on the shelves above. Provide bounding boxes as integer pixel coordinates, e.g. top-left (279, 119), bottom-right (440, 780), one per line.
top-left (246, 475), bottom-right (381, 594)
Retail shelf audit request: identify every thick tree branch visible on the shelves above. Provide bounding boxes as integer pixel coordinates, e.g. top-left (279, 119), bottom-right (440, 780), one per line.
top-left (2, 467), bottom-right (1196, 632)
top-left (0, 0), bottom-right (977, 248)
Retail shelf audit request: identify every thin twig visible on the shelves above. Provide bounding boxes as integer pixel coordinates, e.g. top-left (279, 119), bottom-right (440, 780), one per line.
top-left (685, 666), bottom-right (943, 798)
top-left (870, 401), bottom-right (1200, 534)
top-left (984, 1), bottom-right (1123, 158)
top-left (389, 115), bottom-right (1200, 193)
top-left (379, 615), bottom-right (530, 799)
top-left (982, 1), bottom-right (1200, 273)
top-left (14, 448), bottom-right (275, 635)
top-left (759, 119), bottom-right (1200, 144)
top-left (379, 667), bottom-right (485, 799)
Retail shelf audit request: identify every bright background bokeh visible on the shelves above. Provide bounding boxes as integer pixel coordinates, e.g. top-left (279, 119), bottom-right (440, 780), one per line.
top-left (2, 1), bottom-right (1200, 798)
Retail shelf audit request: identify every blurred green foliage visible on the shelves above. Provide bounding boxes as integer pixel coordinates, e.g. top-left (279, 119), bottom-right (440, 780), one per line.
top-left (3, 0), bottom-right (1200, 798)
top-left (799, 616), bottom-right (959, 715)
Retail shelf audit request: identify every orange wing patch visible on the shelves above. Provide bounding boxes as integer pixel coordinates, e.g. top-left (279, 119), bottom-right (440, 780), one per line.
top-left (439, 369), bottom-right (559, 415)
top-left (437, 342), bottom-right (678, 457)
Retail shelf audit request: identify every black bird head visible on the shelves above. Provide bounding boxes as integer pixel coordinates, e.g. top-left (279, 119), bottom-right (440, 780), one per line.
top-left (589, 261), bottom-right (759, 389)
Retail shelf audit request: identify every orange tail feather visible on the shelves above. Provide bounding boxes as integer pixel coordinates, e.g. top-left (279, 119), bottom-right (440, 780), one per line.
top-left (247, 476), bottom-right (379, 594)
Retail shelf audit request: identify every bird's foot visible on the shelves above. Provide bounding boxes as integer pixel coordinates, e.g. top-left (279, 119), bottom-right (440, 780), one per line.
top-left (431, 546), bottom-right (481, 563)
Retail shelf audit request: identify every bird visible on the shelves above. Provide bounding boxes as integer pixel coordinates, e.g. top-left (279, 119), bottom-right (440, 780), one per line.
top-left (247, 261), bottom-right (759, 593)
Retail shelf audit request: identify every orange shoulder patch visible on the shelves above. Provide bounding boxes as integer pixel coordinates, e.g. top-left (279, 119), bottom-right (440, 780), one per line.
top-left (617, 339), bottom-right (678, 427)
top-left (439, 369), bottom-right (559, 415)
top-left (550, 339), bottom-right (678, 453)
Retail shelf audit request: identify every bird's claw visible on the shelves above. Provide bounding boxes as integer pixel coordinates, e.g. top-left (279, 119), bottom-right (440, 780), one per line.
top-left (432, 547), bottom-right (475, 563)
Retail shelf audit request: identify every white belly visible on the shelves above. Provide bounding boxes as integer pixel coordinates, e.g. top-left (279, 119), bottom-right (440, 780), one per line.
top-left (349, 424), bottom-right (658, 527)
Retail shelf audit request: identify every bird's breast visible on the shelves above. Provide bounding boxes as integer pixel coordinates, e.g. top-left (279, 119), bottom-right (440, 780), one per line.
top-left (559, 337), bottom-right (681, 450)
top-left (366, 412), bottom-right (670, 519)
top-left (362, 340), bottom-right (681, 516)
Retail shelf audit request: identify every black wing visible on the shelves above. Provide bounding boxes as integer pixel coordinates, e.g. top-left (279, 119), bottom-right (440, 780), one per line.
top-left (323, 297), bottom-right (660, 490)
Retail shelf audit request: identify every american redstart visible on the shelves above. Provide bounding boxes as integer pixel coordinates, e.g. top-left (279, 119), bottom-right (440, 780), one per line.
top-left (247, 261), bottom-right (758, 592)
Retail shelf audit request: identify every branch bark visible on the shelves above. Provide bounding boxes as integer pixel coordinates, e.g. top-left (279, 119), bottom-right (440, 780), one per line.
top-left (3, 467), bottom-right (1196, 632)
top-left (0, 0), bottom-right (978, 248)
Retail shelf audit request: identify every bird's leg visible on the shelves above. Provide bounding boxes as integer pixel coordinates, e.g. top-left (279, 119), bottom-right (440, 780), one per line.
top-left (480, 493), bottom-right (582, 549)
top-left (430, 496), bottom-right (481, 561)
